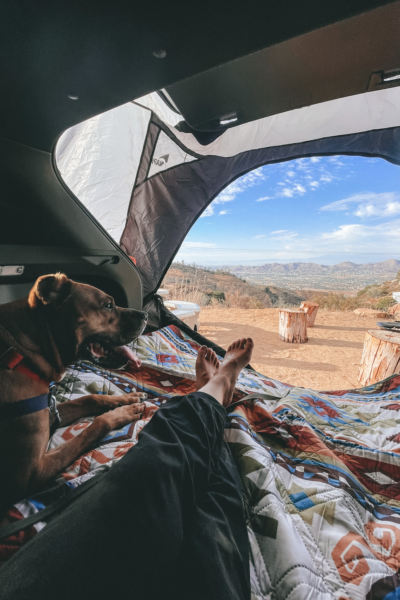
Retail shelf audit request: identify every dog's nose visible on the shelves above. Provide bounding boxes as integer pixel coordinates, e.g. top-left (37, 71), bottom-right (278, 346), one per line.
top-left (142, 311), bottom-right (148, 320)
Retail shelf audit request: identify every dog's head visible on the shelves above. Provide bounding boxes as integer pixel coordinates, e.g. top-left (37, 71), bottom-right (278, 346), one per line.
top-left (28, 273), bottom-right (147, 369)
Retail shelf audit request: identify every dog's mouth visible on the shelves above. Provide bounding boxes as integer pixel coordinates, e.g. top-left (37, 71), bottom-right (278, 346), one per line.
top-left (90, 342), bottom-right (141, 366)
top-left (81, 338), bottom-right (142, 370)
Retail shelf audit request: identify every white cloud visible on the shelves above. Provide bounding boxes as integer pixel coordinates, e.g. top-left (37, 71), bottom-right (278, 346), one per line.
top-left (321, 223), bottom-right (365, 240)
top-left (320, 174), bottom-right (333, 183)
top-left (287, 170), bottom-right (295, 177)
top-left (310, 181), bottom-right (319, 188)
top-left (320, 220), bottom-right (400, 247)
top-left (278, 182), bottom-right (306, 197)
top-left (321, 193), bottom-right (373, 212)
top-left (182, 241), bottom-right (216, 248)
top-left (256, 196), bottom-right (272, 202)
top-left (310, 157), bottom-right (320, 163)
top-left (267, 229), bottom-right (298, 242)
top-left (292, 218), bottom-right (400, 254)
top-left (214, 167), bottom-right (265, 204)
top-left (219, 210), bottom-right (229, 215)
top-left (321, 192), bottom-right (400, 219)
top-left (200, 205), bottom-right (214, 218)
top-left (355, 201), bottom-right (400, 218)
top-left (175, 217), bottom-right (400, 263)
top-left (254, 234), bottom-right (266, 239)
top-left (271, 231), bottom-right (298, 240)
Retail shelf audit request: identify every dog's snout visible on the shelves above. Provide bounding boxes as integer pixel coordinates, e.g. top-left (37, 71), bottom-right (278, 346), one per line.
top-left (142, 311), bottom-right (148, 320)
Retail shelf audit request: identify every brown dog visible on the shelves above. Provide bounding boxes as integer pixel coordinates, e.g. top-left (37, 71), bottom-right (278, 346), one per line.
top-left (0, 273), bottom-right (148, 514)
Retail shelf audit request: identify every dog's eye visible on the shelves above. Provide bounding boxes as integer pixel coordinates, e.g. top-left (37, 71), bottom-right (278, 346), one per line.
top-left (103, 301), bottom-right (113, 310)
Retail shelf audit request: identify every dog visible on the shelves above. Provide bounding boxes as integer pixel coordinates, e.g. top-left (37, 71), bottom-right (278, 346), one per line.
top-left (0, 273), bottom-right (148, 514)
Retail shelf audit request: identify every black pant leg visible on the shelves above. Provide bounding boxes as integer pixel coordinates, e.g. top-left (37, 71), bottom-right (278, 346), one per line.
top-left (0, 392), bottom-right (249, 600)
top-left (180, 437), bottom-right (250, 600)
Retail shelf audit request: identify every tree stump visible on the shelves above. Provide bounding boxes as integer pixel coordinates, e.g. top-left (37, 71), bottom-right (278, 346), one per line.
top-left (358, 330), bottom-right (400, 386)
top-left (279, 309), bottom-right (308, 343)
top-left (299, 301), bottom-right (319, 327)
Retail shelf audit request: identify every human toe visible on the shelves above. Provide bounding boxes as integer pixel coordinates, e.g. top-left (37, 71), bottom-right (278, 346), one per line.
top-left (227, 339), bottom-right (239, 351)
top-left (198, 346), bottom-right (207, 359)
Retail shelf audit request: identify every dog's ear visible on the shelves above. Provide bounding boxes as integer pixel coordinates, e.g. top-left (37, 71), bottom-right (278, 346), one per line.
top-left (29, 273), bottom-right (72, 308)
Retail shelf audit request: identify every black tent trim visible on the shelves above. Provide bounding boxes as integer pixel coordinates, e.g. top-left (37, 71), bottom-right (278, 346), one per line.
top-left (120, 123), bottom-right (400, 323)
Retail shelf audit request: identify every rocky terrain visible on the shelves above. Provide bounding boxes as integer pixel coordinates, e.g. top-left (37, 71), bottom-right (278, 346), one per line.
top-left (221, 259), bottom-right (400, 291)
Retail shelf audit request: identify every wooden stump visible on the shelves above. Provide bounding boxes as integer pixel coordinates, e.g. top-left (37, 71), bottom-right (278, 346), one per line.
top-left (279, 309), bottom-right (308, 343)
top-left (299, 301), bottom-right (319, 327)
top-left (358, 330), bottom-right (400, 386)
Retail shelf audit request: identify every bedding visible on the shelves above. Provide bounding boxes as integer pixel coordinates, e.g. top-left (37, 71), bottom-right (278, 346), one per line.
top-left (1, 325), bottom-right (400, 600)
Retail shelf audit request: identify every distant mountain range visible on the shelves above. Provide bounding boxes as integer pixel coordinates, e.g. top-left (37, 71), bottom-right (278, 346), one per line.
top-left (224, 259), bottom-right (400, 275)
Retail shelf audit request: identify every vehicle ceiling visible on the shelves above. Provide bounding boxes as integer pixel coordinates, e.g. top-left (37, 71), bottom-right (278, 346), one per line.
top-left (165, 2), bottom-right (400, 132)
top-left (0, 0), bottom-right (398, 309)
top-left (1, 0), bottom-right (397, 151)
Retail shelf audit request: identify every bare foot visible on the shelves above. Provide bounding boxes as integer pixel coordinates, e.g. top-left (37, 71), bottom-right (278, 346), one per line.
top-left (195, 346), bottom-right (220, 390)
top-left (219, 338), bottom-right (254, 406)
top-left (198, 338), bottom-right (253, 407)
top-left (222, 338), bottom-right (253, 374)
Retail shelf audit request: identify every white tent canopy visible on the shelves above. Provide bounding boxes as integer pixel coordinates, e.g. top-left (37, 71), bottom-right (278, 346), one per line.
top-left (56, 86), bottom-right (400, 297)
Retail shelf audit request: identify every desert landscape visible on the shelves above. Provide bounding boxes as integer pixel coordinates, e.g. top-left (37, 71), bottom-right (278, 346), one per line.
top-left (225, 259), bottom-right (400, 291)
top-left (162, 260), bottom-right (400, 391)
top-left (199, 307), bottom-right (380, 390)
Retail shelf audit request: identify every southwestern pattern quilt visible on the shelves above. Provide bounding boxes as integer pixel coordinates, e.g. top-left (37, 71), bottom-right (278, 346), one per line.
top-left (2, 325), bottom-right (400, 600)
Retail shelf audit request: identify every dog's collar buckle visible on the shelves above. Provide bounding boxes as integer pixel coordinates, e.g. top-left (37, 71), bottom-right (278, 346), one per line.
top-left (0, 346), bottom-right (24, 370)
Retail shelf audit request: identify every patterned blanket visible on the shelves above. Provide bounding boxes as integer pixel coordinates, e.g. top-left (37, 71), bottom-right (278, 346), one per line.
top-left (1, 325), bottom-right (400, 600)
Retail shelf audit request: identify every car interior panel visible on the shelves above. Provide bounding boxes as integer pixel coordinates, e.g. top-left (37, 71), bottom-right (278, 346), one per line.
top-left (0, 0), bottom-right (398, 309)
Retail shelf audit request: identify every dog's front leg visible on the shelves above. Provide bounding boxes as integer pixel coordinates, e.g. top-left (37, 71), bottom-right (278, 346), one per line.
top-left (31, 401), bottom-right (144, 491)
top-left (55, 392), bottom-right (147, 426)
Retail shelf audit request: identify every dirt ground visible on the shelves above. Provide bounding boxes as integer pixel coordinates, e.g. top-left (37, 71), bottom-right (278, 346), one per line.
top-left (199, 307), bottom-right (383, 391)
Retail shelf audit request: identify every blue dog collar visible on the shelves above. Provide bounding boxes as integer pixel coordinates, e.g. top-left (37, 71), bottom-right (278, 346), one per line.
top-left (0, 393), bottom-right (50, 420)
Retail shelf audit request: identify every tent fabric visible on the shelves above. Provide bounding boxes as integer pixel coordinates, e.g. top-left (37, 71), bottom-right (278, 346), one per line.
top-left (163, 87), bottom-right (400, 158)
top-left (56, 102), bottom-right (151, 243)
top-left (121, 126), bottom-right (400, 299)
top-left (147, 130), bottom-right (197, 179)
top-left (56, 86), bottom-right (400, 307)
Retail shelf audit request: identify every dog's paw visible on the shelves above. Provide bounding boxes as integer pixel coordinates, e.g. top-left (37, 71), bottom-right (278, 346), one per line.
top-left (98, 402), bottom-right (145, 431)
top-left (93, 392), bottom-right (147, 414)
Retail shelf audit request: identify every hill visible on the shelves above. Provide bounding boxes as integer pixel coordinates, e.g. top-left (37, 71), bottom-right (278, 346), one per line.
top-left (222, 259), bottom-right (400, 274)
top-left (162, 263), bottom-right (305, 308)
top-left (219, 260), bottom-right (400, 291)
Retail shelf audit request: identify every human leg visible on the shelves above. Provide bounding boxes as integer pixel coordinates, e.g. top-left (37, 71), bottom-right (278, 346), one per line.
top-left (0, 398), bottom-right (249, 600)
top-left (0, 340), bottom-right (253, 600)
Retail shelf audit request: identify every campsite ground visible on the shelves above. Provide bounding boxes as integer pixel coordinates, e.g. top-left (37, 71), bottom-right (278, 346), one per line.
top-left (199, 307), bottom-right (381, 391)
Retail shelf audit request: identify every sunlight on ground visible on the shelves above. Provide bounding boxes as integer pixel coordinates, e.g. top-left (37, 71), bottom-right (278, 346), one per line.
top-left (199, 307), bottom-right (380, 390)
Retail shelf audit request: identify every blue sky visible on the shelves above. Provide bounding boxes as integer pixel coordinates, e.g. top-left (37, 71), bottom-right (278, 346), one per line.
top-left (175, 155), bottom-right (400, 265)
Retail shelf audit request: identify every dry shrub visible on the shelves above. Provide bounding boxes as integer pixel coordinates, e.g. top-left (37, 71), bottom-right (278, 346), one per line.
top-left (357, 284), bottom-right (389, 298)
top-left (310, 292), bottom-right (369, 312)
top-left (374, 296), bottom-right (397, 310)
top-left (224, 290), bottom-right (265, 309)
top-left (164, 274), bottom-right (210, 306)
